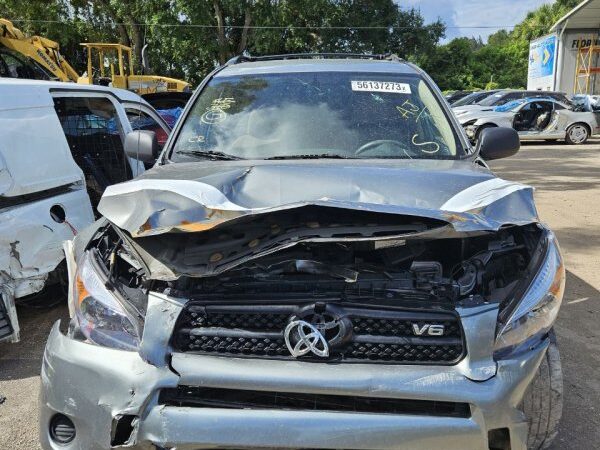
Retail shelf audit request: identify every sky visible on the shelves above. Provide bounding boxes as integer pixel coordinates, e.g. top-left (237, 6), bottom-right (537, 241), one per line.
top-left (400, 0), bottom-right (555, 42)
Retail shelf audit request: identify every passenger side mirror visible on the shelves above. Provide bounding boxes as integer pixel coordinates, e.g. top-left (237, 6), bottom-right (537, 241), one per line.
top-left (124, 130), bottom-right (159, 162)
top-left (477, 127), bottom-right (520, 161)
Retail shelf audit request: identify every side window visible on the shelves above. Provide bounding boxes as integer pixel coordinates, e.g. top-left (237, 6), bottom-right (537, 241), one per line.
top-left (519, 102), bottom-right (534, 112)
top-left (53, 96), bottom-right (132, 209)
top-left (125, 107), bottom-right (169, 150)
top-left (554, 103), bottom-right (566, 111)
top-left (496, 93), bottom-right (521, 105)
top-left (0, 52), bottom-right (31, 78)
top-left (0, 51), bottom-right (49, 80)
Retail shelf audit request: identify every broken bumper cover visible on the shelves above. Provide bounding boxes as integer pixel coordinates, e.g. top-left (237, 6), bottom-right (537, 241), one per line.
top-left (40, 319), bottom-right (547, 450)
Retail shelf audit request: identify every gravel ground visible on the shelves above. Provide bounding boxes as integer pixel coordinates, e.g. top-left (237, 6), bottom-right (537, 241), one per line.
top-left (1, 140), bottom-right (599, 449)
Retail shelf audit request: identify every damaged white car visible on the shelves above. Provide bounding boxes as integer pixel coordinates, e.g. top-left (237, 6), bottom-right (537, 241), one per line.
top-left (0, 79), bottom-right (169, 343)
top-left (40, 55), bottom-right (564, 450)
top-left (459, 97), bottom-right (599, 144)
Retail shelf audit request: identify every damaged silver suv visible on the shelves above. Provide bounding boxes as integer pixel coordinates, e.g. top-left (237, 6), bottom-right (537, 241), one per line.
top-left (40, 55), bottom-right (565, 450)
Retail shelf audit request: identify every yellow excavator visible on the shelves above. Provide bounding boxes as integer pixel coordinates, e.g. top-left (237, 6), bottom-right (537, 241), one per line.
top-left (0, 18), bottom-right (79, 82)
top-left (0, 18), bottom-right (190, 95)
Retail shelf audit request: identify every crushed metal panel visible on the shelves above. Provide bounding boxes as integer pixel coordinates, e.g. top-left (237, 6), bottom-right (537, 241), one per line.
top-left (98, 160), bottom-right (537, 239)
top-left (0, 188), bottom-right (94, 342)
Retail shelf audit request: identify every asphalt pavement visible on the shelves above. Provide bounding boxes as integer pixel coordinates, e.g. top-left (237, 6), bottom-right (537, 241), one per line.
top-left (0, 139), bottom-right (599, 449)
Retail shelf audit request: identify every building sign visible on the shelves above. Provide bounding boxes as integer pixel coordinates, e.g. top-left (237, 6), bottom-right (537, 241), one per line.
top-left (527, 34), bottom-right (557, 91)
top-left (570, 37), bottom-right (600, 50)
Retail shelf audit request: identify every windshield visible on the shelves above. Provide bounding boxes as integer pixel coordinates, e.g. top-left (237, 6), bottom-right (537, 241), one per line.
top-left (478, 92), bottom-right (511, 106)
top-left (453, 91), bottom-right (492, 107)
top-left (494, 99), bottom-right (526, 112)
top-left (170, 72), bottom-right (463, 161)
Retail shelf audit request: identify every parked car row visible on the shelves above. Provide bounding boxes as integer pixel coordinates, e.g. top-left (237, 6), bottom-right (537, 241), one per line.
top-left (448, 88), bottom-right (598, 144)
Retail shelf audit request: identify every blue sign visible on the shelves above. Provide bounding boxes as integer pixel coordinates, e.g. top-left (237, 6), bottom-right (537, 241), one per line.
top-left (529, 34), bottom-right (557, 80)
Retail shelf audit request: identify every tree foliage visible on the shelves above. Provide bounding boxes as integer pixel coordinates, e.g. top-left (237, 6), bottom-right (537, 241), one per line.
top-left (420, 0), bottom-right (584, 91)
top-left (0, 0), bottom-right (586, 89)
top-left (0, 0), bottom-right (444, 85)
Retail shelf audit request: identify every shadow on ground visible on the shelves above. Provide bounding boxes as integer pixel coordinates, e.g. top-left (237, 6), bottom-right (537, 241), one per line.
top-left (491, 144), bottom-right (600, 192)
top-left (547, 270), bottom-right (600, 450)
top-left (0, 301), bottom-right (68, 381)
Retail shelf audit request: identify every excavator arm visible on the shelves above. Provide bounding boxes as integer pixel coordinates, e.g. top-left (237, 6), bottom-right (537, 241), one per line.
top-left (0, 18), bottom-right (79, 82)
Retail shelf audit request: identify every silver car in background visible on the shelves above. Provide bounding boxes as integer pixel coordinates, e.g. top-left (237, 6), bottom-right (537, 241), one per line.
top-left (458, 97), bottom-right (598, 144)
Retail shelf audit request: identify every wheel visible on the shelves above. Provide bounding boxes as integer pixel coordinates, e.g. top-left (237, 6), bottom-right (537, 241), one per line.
top-left (565, 123), bottom-right (589, 145)
top-left (521, 331), bottom-right (563, 450)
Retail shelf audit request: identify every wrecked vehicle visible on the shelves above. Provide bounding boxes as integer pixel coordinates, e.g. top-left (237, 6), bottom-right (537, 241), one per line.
top-left (453, 89), bottom-right (571, 116)
top-left (0, 79), bottom-right (170, 343)
top-left (459, 97), bottom-right (599, 144)
top-left (40, 55), bottom-right (565, 450)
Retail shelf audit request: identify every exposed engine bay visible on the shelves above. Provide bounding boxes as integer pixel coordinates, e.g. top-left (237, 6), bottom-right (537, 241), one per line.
top-left (89, 206), bottom-right (544, 312)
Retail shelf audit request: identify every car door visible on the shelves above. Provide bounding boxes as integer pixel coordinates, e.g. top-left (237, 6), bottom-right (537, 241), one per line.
top-left (514, 101), bottom-right (553, 140)
top-left (51, 92), bottom-right (141, 212)
top-left (123, 102), bottom-right (171, 167)
top-left (541, 102), bottom-right (570, 139)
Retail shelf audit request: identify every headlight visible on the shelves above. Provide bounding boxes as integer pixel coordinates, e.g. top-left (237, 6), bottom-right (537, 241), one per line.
top-left (72, 251), bottom-right (144, 350)
top-left (494, 232), bottom-right (565, 355)
top-left (464, 124), bottom-right (477, 139)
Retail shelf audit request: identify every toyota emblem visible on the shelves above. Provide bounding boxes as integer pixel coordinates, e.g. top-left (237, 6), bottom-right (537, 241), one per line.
top-left (284, 320), bottom-right (329, 358)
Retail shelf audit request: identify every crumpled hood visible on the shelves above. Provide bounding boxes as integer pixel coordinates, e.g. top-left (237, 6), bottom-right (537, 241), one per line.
top-left (98, 159), bottom-right (538, 238)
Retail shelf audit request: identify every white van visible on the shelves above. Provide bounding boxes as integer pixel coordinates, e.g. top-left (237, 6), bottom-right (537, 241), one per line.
top-left (0, 79), bottom-right (170, 342)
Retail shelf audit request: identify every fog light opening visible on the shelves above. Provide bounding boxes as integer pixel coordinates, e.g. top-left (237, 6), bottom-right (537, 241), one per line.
top-left (111, 414), bottom-right (137, 446)
top-left (49, 414), bottom-right (76, 445)
top-left (488, 427), bottom-right (511, 450)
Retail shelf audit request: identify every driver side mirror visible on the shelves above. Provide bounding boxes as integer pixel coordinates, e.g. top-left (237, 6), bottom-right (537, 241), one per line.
top-left (477, 127), bottom-right (520, 161)
top-left (124, 130), bottom-right (159, 162)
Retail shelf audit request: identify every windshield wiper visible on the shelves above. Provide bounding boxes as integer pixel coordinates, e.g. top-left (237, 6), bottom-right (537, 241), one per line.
top-left (175, 150), bottom-right (243, 160)
top-left (265, 153), bottom-right (354, 160)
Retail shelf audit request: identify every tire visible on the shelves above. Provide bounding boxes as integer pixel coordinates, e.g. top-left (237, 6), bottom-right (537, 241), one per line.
top-left (565, 123), bottom-right (589, 145)
top-left (521, 331), bottom-right (563, 450)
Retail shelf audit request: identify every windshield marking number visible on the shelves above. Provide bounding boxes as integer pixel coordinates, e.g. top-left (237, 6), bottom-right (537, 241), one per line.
top-left (396, 100), bottom-right (419, 119)
top-left (201, 97), bottom-right (236, 124)
top-left (351, 80), bottom-right (411, 94)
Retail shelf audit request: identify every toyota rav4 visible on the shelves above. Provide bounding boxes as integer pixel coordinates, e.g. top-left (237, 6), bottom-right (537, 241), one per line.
top-left (40, 54), bottom-right (565, 450)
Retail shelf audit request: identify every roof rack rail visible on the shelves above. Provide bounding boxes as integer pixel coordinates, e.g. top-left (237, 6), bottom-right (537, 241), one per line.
top-left (226, 53), bottom-right (404, 65)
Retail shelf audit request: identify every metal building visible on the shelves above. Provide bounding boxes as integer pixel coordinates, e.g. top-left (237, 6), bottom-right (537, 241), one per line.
top-left (528, 0), bottom-right (600, 96)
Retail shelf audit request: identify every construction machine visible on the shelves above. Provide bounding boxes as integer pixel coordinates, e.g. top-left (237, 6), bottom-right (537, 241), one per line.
top-left (0, 18), bottom-right (190, 95)
top-left (0, 18), bottom-right (79, 82)
top-left (77, 43), bottom-right (190, 94)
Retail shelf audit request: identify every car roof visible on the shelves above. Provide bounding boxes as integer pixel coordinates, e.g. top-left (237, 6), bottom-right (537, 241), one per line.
top-left (0, 78), bottom-right (148, 110)
top-left (216, 58), bottom-right (420, 77)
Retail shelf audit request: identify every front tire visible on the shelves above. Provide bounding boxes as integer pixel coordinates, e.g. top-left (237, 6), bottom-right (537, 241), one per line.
top-left (565, 123), bottom-right (589, 145)
top-left (522, 331), bottom-right (563, 450)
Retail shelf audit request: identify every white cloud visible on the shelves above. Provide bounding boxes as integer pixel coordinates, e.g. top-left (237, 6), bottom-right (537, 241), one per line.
top-left (398, 0), bottom-right (555, 41)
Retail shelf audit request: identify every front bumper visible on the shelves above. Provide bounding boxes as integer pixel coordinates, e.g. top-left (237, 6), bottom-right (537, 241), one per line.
top-left (40, 294), bottom-right (547, 450)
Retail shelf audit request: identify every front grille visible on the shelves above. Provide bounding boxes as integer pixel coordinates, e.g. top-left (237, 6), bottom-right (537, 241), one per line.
top-left (172, 303), bottom-right (465, 364)
top-left (159, 386), bottom-right (471, 418)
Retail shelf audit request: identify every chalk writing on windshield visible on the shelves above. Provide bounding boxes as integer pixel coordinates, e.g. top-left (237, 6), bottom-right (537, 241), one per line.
top-left (396, 100), bottom-right (419, 119)
top-left (201, 98), bottom-right (236, 124)
top-left (412, 133), bottom-right (440, 154)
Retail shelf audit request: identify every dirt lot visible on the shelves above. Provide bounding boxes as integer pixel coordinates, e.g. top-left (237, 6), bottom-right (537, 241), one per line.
top-left (1, 140), bottom-right (599, 449)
